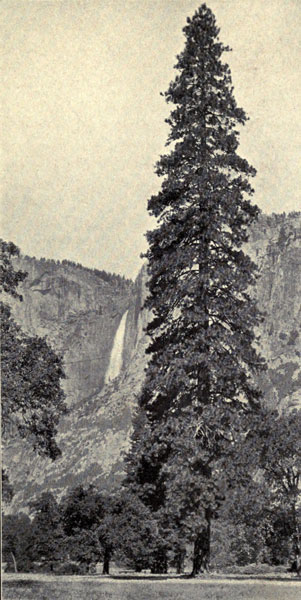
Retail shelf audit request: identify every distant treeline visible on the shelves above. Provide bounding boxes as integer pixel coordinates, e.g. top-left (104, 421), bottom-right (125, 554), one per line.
top-left (21, 255), bottom-right (134, 288)
top-left (260, 211), bottom-right (301, 227)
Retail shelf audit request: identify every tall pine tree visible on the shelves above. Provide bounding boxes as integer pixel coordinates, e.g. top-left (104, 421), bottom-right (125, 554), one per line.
top-left (126, 4), bottom-right (265, 574)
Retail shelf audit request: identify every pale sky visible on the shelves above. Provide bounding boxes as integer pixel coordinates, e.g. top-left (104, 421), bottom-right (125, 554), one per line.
top-left (1, 0), bottom-right (300, 279)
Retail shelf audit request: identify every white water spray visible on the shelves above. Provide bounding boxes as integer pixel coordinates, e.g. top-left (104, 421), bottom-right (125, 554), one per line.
top-left (105, 310), bottom-right (128, 383)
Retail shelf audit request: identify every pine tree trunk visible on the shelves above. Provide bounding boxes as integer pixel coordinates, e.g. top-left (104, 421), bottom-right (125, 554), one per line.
top-left (11, 551), bottom-right (17, 573)
top-left (102, 547), bottom-right (111, 575)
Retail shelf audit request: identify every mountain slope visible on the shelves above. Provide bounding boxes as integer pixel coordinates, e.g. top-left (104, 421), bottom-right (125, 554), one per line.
top-left (3, 214), bottom-right (301, 511)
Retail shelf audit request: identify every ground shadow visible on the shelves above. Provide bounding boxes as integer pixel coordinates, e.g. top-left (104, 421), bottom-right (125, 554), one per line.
top-left (111, 575), bottom-right (186, 581)
top-left (3, 581), bottom-right (43, 588)
top-left (110, 573), bottom-right (300, 583)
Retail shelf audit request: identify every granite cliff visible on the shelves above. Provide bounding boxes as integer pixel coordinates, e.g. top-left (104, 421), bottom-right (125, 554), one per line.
top-left (3, 213), bottom-right (301, 511)
top-left (6, 258), bottom-right (134, 406)
top-left (247, 213), bottom-right (301, 411)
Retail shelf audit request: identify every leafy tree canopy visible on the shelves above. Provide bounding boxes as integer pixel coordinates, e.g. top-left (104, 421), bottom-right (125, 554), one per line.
top-left (2, 512), bottom-right (34, 572)
top-left (0, 240), bottom-right (27, 299)
top-left (1, 240), bottom-right (67, 469)
top-left (29, 492), bottom-right (66, 568)
top-left (60, 485), bottom-right (119, 574)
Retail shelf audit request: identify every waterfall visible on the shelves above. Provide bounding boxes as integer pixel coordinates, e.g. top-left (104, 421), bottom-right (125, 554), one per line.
top-left (105, 310), bottom-right (128, 383)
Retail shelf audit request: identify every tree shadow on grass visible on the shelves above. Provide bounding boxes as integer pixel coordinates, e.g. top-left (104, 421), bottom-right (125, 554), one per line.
top-left (111, 575), bottom-right (184, 581)
top-left (210, 575), bottom-right (301, 582)
top-left (110, 574), bottom-right (300, 583)
top-left (3, 581), bottom-right (42, 588)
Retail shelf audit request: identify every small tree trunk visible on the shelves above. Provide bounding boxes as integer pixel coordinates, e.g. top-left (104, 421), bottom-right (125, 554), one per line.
top-left (151, 546), bottom-right (168, 573)
top-left (191, 534), bottom-right (202, 576)
top-left (289, 500), bottom-right (301, 574)
top-left (102, 547), bottom-right (111, 575)
top-left (293, 517), bottom-right (301, 574)
top-left (191, 513), bottom-right (211, 577)
top-left (175, 548), bottom-right (185, 574)
top-left (11, 551), bottom-right (17, 573)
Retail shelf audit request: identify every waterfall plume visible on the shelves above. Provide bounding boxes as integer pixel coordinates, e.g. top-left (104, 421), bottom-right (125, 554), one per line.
top-left (105, 310), bottom-right (128, 383)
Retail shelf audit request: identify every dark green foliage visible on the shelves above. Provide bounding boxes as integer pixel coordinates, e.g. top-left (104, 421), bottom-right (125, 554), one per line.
top-left (67, 529), bottom-right (102, 573)
top-left (2, 469), bottom-right (14, 504)
top-left (29, 493), bottom-right (67, 570)
top-left (61, 484), bottom-right (169, 574)
top-left (126, 3), bottom-right (265, 573)
top-left (143, 3), bottom-right (264, 422)
top-left (61, 485), bottom-right (104, 536)
top-left (125, 409), bottom-right (168, 512)
top-left (60, 485), bottom-right (119, 574)
top-left (1, 240), bottom-right (67, 463)
top-left (2, 513), bottom-right (34, 572)
top-left (114, 489), bottom-right (167, 572)
top-left (258, 410), bottom-right (300, 500)
top-left (0, 240), bottom-right (27, 299)
top-left (215, 408), bottom-right (301, 568)
top-left (256, 410), bottom-right (301, 564)
top-left (1, 303), bottom-right (67, 458)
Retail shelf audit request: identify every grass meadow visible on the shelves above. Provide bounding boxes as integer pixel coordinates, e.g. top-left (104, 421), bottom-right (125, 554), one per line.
top-left (2, 574), bottom-right (301, 600)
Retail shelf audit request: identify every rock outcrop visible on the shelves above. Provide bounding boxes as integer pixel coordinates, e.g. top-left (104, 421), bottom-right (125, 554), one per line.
top-left (3, 213), bottom-right (301, 511)
top-left (247, 213), bottom-right (301, 411)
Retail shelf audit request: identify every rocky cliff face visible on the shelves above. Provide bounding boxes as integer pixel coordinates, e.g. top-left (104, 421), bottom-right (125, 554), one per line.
top-left (3, 213), bottom-right (301, 511)
top-left (247, 213), bottom-right (301, 411)
top-left (3, 259), bottom-right (149, 510)
top-left (7, 257), bottom-right (134, 406)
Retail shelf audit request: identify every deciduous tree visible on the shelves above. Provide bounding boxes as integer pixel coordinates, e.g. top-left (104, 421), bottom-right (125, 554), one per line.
top-left (29, 492), bottom-right (66, 571)
top-left (2, 513), bottom-right (34, 572)
top-left (1, 240), bottom-right (67, 471)
top-left (61, 485), bottom-right (120, 575)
